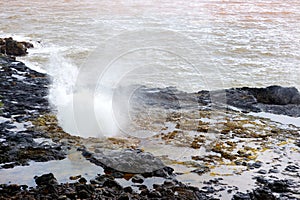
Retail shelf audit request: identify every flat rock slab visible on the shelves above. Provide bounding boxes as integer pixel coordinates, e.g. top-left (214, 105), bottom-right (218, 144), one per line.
top-left (86, 149), bottom-right (166, 174)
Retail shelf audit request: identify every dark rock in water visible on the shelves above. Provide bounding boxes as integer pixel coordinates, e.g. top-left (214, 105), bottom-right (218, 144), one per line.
top-left (128, 84), bottom-right (300, 117)
top-left (285, 165), bottom-right (299, 173)
top-left (233, 188), bottom-right (277, 200)
top-left (254, 176), bottom-right (269, 184)
top-left (34, 173), bottom-right (58, 186)
top-left (232, 192), bottom-right (252, 200)
top-left (224, 88), bottom-right (259, 111)
top-left (267, 180), bottom-right (290, 193)
top-left (123, 186), bottom-right (133, 193)
top-left (226, 85), bottom-right (300, 107)
top-left (268, 168), bottom-right (280, 174)
top-left (150, 166), bottom-right (174, 178)
top-left (131, 174), bottom-right (144, 183)
top-left (191, 165), bottom-right (210, 175)
top-left (245, 85), bottom-right (300, 105)
top-left (251, 188), bottom-right (276, 200)
top-left (252, 176), bottom-right (298, 199)
top-left (222, 85), bottom-right (300, 117)
top-left (0, 37), bottom-right (33, 56)
top-left (0, 172), bottom-right (211, 200)
top-left (225, 86), bottom-right (300, 117)
top-left (148, 190), bottom-right (162, 198)
top-left (257, 169), bottom-right (267, 174)
top-left (81, 148), bottom-right (168, 175)
top-left (0, 130), bottom-right (65, 168)
top-left (202, 186), bottom-right (215, 193)
top-left (0, 53), bottom-right (16, 64)
top-left (78, 177), bottom-right (87, 184)
top-left (248, 161), bottom-right (263, 169)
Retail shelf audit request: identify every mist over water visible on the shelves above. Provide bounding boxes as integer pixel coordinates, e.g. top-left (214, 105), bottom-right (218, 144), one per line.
top-left (1, 0), bottom-right (300, 137)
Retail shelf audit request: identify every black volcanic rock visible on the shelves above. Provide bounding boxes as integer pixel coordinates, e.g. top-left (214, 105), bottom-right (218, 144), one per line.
top-left (225, 86), bottom-right (300, 117)
top-left (129, 85), bottom-right (300, 117)
top-left (0, 173), bottom-right (211, 200)
top-left (245, 85), bottom-right (300, 105)
top-left (0, 54), bottom-right (66, 168)
top-left (0, 37), bottom-right (33, 56)
top-left (34, 173), bottom-right (58, 186)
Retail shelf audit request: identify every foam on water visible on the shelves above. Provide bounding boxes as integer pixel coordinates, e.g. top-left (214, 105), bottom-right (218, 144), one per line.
top-left (249, 112), bottom-right (300, 128)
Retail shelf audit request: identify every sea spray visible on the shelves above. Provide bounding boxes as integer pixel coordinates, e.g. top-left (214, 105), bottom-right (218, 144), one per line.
top-left (47, 52), bottom-right (80, 136)
top-left (94, 88), bottom-right (120, 137)
top-left (70, 29), bottom-right (227, 139)
top-left (48, 29), bottom-right (227, 139)
top-left (47, 50), bottom-right (122, 137)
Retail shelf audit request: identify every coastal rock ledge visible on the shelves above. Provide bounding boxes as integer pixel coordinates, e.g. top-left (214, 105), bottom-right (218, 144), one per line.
top-left (224, 85), bottom-right (300, 117)
top-left (133, 85), bottom-right (300, 117)
top-left (0, 37), bottom-right (33, 56)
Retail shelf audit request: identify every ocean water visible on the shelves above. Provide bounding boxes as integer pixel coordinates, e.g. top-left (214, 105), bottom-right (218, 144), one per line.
top-left (1, 0), bottom-right (300, 137)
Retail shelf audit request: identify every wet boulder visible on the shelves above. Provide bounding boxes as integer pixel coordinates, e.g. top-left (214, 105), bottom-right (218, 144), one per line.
top-left (34, 173), bottom-right (58, 186)
top-left (224, 86), bottom-right (300, 117)
top-left (80, 148), bottom-right (174, 178)
top-left (0, 37), bottom-right (33, 56)
top-left (245, 85), bottom-right (300, 105)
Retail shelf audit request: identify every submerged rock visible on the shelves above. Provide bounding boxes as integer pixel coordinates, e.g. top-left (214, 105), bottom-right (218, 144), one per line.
top-left (34, 173), bottom-right (58, 186)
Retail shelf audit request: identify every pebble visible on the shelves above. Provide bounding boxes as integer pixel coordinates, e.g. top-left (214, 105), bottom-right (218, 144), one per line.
top-left (78, 177), bottom-right (87, 184)
top-left (131, 174), bottom-right (144, 183)
top-left (269, 169), bottom-right (280, 173)
top-left (285, 165), bottom-right (299, 173)
top-left (257, 169), bottom-right (267, 174)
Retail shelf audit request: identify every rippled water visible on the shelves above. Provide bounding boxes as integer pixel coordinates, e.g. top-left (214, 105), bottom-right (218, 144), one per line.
top-left (1, 0), bottom-right (300, 90)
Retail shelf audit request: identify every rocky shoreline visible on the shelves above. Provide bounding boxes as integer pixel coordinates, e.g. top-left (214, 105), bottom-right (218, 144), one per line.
top-left (0, 40), bottom-right (300, 200)
top-left (131, 84), bottom-right (300, 117)
top-left (0, 54), bottom-right (67, 169)
top-left (0, 52), bottom-right (211, 199)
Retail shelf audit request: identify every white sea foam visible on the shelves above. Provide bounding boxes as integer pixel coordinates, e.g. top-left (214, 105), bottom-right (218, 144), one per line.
top-left (249, 112), bottom-right (300, 128)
